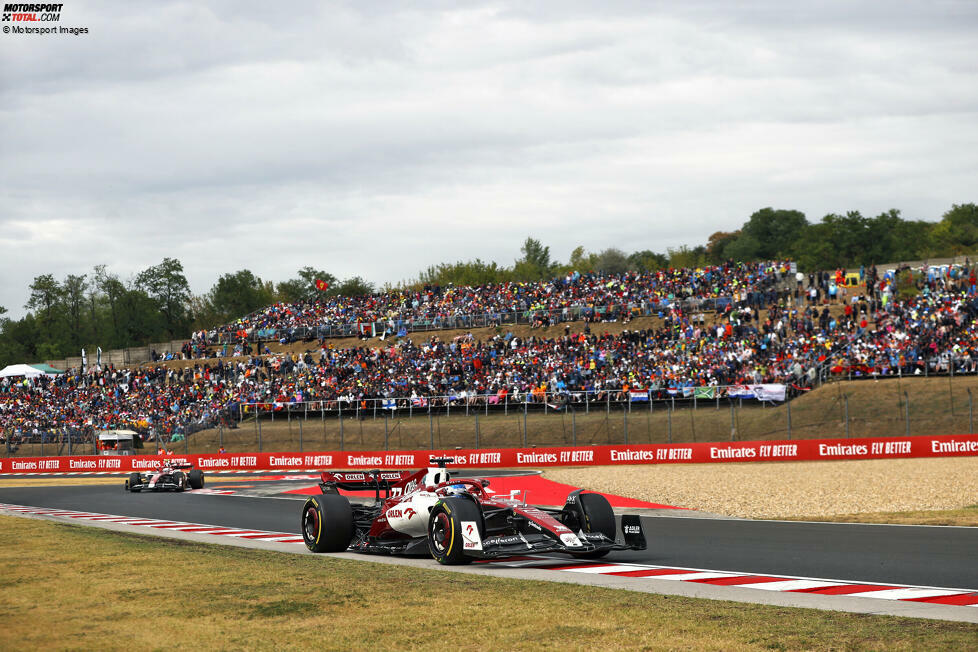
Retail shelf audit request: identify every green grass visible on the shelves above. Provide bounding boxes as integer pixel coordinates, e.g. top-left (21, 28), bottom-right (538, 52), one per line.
top-left (0, 514), bottom-right (975, 651)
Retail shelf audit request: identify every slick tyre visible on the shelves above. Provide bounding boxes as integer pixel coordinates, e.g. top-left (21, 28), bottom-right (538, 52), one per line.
top-left (302, 494), bottom-right (354, 553)
top-left (575, 493), bottom-right (616, 559)
top-left (126, 473), bottom-right (141, 492)
top-left (188, 469), bottom-right (204, 490)
top-left (427, 497), bottom-right (483, 565)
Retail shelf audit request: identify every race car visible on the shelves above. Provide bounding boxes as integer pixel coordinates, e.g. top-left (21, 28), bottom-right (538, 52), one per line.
top-left (301, 457), bottom-right (646, 564)
top-left (125, 460), bottom-right (205, 492)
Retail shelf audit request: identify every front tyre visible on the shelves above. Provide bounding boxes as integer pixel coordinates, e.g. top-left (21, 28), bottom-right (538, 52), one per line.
top-left (302, 494), bottom-right (354, 553)
top-left (427, 497), bottom-right (483, 565)
top-left (126, 473), bottom-right (141, 492)
top-left (575, 493), bottom-right (616, 559)
top-left (187, 469), bottom-right (204, 490)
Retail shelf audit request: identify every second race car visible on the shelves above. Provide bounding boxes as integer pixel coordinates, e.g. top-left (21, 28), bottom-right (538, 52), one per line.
top-left (125, 460), bottom-right (205, 492)
top-left (301, 457), bottom-right (646, 564)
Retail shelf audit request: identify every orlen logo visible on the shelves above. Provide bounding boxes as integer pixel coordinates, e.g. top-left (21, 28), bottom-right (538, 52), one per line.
top-left (404, 508), bottom-right (417, 520)
top-left (465, 523), bottom-right (475, 535)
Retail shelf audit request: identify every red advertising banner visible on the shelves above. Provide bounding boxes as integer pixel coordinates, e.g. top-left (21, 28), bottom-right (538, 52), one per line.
top-left (1, 435), bottom-right (977, 474)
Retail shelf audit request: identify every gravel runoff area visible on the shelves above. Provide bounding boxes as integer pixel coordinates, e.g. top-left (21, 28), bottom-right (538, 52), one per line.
top-left (543, 457), bottom-right (978, 519)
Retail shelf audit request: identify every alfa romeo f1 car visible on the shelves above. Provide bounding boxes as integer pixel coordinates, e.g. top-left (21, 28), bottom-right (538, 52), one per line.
top-left (301, 458), bottom-right (646, 564)
top-left (125, 461), bottom-right (205, 492)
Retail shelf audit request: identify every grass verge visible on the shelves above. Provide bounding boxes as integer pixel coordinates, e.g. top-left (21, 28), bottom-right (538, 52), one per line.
top-left (0, 515), bottom-right (975, 651)
top-left (791, 505), bottom-right (978, 527)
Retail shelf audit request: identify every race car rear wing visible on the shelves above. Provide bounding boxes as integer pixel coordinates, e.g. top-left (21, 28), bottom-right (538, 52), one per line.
top-left (319, 469), bottom-right (417, 501)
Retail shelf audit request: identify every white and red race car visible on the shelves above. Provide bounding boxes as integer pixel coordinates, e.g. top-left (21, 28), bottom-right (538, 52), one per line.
top-left (301, 457), bottom-right (646, 564)
top-left (126, 461), bottom-right (204, 492)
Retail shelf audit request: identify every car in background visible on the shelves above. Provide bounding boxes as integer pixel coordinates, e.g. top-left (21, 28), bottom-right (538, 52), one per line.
top-left (126, 460), bottom-right (204, 492)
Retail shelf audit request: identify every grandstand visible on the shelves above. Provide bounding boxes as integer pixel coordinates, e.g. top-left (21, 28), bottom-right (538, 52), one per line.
top-left (3, 259), bottom-right (978, 455)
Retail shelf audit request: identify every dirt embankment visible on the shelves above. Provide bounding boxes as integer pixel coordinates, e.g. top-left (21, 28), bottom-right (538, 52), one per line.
top-left (543, 457), bottom-right (978, 519)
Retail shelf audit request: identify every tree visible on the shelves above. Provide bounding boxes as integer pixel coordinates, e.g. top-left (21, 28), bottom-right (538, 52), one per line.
top-left (416, 259), bottom-right (508, 287)
top-left (277, 267), bottom-right (337, 302)
top-left (930, 203), bottom-right (978, 254)
top-left (335, 276), bottom-right (374, 296)
top-left (705, 231), bottom-right (740, 263)
top-left (62, 274), bottom-right (88, 346)
top-left (627, 250), bottom-right (668, 272)
top-left (94, 265), bottom-right (127, 346)
top-left (667, 245), bottom-right (707, 269)
top-left (209, 269), bottom-right (275, 321)
top-left (514, 237), bottom-right (554, 280)
top-left (567, 246), bottom-right (595, 273)
top-left (593, 248), bottom-right (630, 275)
top-left (135, 258), bottom-right (191, 337)
top-left (740, 207), bottom-right (808, 259)
top-left (25, 274), bottom-right (63, 320)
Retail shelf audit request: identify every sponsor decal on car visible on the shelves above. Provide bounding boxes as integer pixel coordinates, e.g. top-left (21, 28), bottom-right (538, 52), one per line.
top-left (559, 532), bottom-right (583, 547)
top-left (483, 535), bottom-right (526, 547)
top-left (461, 521), bottom-right (482, 550)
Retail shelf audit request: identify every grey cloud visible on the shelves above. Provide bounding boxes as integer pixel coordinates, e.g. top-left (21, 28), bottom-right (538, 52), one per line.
top-left (0, 1), bottom-right (976, 318)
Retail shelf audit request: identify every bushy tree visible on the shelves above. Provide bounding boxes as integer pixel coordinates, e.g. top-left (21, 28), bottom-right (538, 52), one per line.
top-left (135, 258), bottom-right (191, 337)
top-left (627, 250), bottom-right (668, 272)
top-left (335, 276), bottom-right (375, 296)
top-left (514, 237), bottom-right (554, 280)
top-left (277, 267), bottom-right (336, 302)
top-left (593, 248), bottom-right (630, 275)
top-left (930, 203), bottom-right (978, 254)
top-left (740, 207), bottom-right (808, 259)
top-left (209, 269), bottom-right (275, 321)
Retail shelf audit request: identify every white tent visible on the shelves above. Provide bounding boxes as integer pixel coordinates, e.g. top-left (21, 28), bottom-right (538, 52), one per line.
top-left (0, 364), bottom-right (46, 378)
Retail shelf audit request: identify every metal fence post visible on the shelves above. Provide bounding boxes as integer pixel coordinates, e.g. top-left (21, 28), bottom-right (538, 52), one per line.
top-left (257, 407), bottom-right (262, 452)
top-left (904, 391), bottom-right (910, 437)
top-left (844, 394), bottom-right (850, 438)
top-left (475, 413), bottom-right (480, 448)
top-left (667, 404), bottom-right (672, 444)
top-left (786, 400), bottom-right (792, 440)
top-left (730, 402), bottom-right (735, 441)
top-left (429, 412), bottom-right (433, 450)
top-left (298, 418), bottom-right (303, 452)
top-left (340, 413), bottom-right (344, 451)
top-left (969, 388), bottom-right (974, 434)
top-left (623, 409), bottom-right (628, 445)
top-left (384, 414), bottom-right (389, 450)
top-left (948, 368), bottom-right (954, 415)
top-left (572, 410), bottom-right (576, 446)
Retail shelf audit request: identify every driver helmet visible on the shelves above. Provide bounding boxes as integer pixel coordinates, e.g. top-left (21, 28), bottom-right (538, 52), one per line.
top-left (446, 483), bottom-right (467, 495)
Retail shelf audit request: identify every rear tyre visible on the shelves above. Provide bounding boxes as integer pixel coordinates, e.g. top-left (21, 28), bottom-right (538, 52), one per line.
top-left (188, 469), bottom-right (204, 490)
top-left (126, 473), bottom-right (141, 492)
top-left (427, 497), bottom-right (482, 565)
top-left (302, 494), bottom-right (354, 553)
top-left (575, 493), bottom-right (616, 559)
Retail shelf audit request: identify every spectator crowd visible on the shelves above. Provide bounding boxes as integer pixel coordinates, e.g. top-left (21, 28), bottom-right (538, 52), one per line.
top-left (4, 259), bottom-right (978, 447)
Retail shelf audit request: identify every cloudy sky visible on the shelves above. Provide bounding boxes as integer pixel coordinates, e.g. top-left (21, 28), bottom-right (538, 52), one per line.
top-left (1, 0), bottom-right (976, 317)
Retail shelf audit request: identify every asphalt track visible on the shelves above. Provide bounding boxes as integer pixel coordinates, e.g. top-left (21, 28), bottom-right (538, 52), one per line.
top-left (1, 480), bottom-right (975, 591)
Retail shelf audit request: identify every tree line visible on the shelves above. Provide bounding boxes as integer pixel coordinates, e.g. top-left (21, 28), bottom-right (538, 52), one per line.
top-left (0, 203), bottom-right (974, 366)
